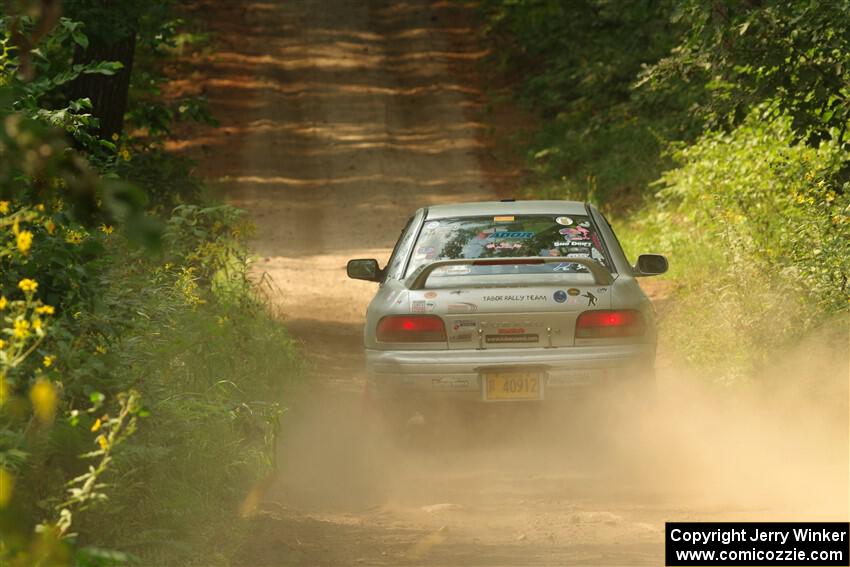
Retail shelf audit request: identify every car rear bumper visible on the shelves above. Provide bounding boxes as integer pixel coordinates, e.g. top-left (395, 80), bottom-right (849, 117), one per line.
top-left (365, 343), bottom-right (655, 403)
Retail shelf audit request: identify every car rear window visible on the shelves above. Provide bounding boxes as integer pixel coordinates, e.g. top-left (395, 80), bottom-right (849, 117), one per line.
top-left (405, 214), bottom-right (611, 278)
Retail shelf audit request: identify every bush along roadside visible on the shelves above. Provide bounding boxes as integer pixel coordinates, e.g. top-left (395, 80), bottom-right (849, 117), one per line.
top-left (0, 4), bottom-right (300, 566)
top-left (619, 109), bottom-right (850, 380)
top-left (478, 1), bottom-right (850, 382)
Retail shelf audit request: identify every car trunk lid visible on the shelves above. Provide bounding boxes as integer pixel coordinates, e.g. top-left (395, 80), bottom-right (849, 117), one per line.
top-left (408, 283), bottom-right (612, 349)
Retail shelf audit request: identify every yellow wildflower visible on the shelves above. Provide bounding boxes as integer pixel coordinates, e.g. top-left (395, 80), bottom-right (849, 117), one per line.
top-left (0, 201), bottom-right (8, 214)
top-left (0, 339), bottom-right (5, 349)
top-left (35, 203), bottom-right (45, 212)
top-left (96, 434), bottom-right (108, 450)
top-left (65, 230), bottom-right (83, 245)
top-left (0, 296), bottom-right (6, 310)
top-left (43, 355), bottom-right (55, 368)
top-left (91, 418), bottom-right (102, 432)
top-left (13, 319), bottom-right (30, 339)
top-left (30, 379), bottom-right (58, 423)
top-left (119, 147), bottom-right (131, 161)
top-left (36, 305), bottom-right (55, 315)
top-left (95, 345), bottom-right (107, 355)
top-left (32, 317), bottom-right (42, 331)
top-left (45, 220), bottom-right (56, 235)
top-left (18, 279), bottom-right (38, 293)
top-left (100, 224), bottom-right (114, 235)
top-left (16, 230), bottom-right (32, 254)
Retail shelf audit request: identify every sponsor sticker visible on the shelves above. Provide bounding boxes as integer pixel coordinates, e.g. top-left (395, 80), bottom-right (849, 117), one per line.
top-left (431, 377), bottom-right (472, 390)
top-left (555, 240), bottom-right (592, 247)
top-left (493, 215), bottom-right (515, 222)
top-left (567, 288), bottom-right (580, 296)
top-left (553, 290), bottom-right (567, 303)
top-left (449, 333), bottom-right (473, 342)
top-left (445, 265), bottom-right (471, 275)
top-left (555, 216), bottom-right (573, 226)
top-left (485, 241), bottom-right (523, 250)
top-left (490, 231), bottom-right (533, 239)
top-left (447, 302), bottom-right (478, 313)
top-left (452, 319), bottom-right (477, 330)
top-left (482, 294), bottom-right (547, 302)
top-left (412, 300), bottom-right (436, 313)
top-left (559, 226), bottom-right (591, 239)
top-left (435, 265), bottom-right (472, 276)
top-left (485, 334), bottom-right (539, 344)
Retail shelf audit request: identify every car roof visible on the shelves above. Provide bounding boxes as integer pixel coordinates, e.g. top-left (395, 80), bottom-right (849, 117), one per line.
top-left (424, 200), bottom-right (589, 219)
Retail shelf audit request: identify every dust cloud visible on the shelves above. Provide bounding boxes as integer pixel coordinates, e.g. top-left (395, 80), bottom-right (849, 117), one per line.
top-left (249, 322), bottom-right (848, 565)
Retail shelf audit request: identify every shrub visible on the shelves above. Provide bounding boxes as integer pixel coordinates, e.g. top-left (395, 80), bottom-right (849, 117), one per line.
top-left (622, 109), bottom-right (849, 379)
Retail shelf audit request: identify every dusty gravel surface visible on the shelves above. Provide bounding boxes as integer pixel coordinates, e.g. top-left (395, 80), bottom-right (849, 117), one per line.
top-left (170, 1), bottom-right (849, 565)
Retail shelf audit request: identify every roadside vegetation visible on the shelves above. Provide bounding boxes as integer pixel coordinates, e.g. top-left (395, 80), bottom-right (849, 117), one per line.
top-left (0, 1), bottom-right (299, 564)
top-left (479, 0), bottom-right (850, 379)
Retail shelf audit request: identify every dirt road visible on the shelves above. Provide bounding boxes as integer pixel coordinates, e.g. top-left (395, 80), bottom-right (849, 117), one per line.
top-left (172, 1), bottom-right (849, 565)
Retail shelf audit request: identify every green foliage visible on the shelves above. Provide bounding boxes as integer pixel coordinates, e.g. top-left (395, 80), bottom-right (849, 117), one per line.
top-left (624, 111), bottom-right (849, 378)
top-left (639, 0), bottom-right (850, 142)
top-left (62, 0), bottom-right (174, 47)
top-left (0, 15), bottom-right (122, 156)
top-left (480, 0), bottom-right (690, 206)
top-left (0, 3), bottom-right (301, 566)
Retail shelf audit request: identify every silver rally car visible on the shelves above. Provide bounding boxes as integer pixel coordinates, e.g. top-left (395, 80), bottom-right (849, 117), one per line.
top-left (347, 200), bottom-right (667, 409)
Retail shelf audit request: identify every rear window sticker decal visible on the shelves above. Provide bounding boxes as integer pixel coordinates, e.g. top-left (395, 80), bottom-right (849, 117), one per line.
top-left (490, 231), bottom-right (533, 239)
top-left (559, 226), bottom-right (591, 239)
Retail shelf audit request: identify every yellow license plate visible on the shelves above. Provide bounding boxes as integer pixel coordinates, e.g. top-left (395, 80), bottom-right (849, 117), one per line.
top-left (483, 372), bottom-right (542, 401)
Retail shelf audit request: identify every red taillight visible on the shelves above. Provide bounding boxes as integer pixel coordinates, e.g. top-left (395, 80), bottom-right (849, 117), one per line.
top-left (575, 310), bottom-right (645, 339)
top-left (376, 315), bottom-right (447, 342)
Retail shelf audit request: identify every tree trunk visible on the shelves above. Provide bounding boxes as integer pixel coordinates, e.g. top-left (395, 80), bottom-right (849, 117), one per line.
top-left (68, 32), bottom-right (136, 141)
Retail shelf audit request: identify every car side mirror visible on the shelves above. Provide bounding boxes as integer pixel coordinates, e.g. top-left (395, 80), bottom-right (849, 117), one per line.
top-left (634, 254), bottom-right (668, 277)
top-left (347, 259), bottom-right (382, 282)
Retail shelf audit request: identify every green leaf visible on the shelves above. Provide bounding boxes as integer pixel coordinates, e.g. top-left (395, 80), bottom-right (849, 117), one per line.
top-left (72, 29), bottom-right (90, 49)
top-left (82, 61), bottom-right (124, 76)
